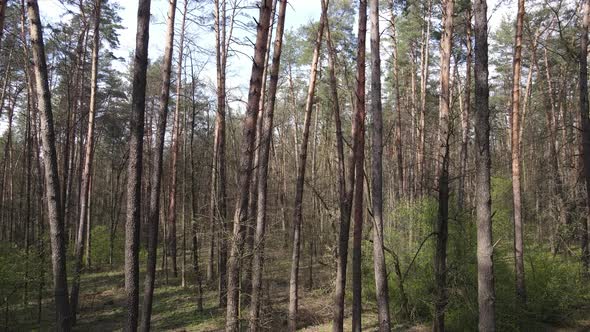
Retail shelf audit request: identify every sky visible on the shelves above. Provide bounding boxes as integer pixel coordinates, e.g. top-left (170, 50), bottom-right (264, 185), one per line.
top-left (38, 0), bottom-right (324, 102)
top-left (36, 0), bottom-right (513, 96)
top-left (0, 0), bottom-right (514, 135)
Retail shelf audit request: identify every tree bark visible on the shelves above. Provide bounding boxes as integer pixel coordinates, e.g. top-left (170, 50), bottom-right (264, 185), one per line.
top-left (140, 0), bottom-right (176, 330)
top-left (70, 0), bottom-right (101, 323)
top-left (326, 6), bottom-right (355, 330)
top-left (225, 1), bottom-right (272, 331)
top-left (390, 1), bottom-right (404, 200)
top-left (26, 0), bottom-right (72, 329)
top-left (167, 0), bottom-right (188, 280)
top-left (511, 0), bottom-right (527, 304)
top-left (248, 1), bottom-right (288, 329)
top-left (579, 0), bottom-right (590, 277)
top-left (417, 0), bottom-right (432, 196)
top-left (458, 8), bottom-right (472, 210)
top-left (434, 0), bottom-right (454, 329)
top-left (125, 0), bottom-right (151, 329)
top-left (542, 47), bottom-right (570, 254)
top-left (188, 52), bottom-right (204, 311)
top-left (369, 0), bottom-right (392, 330)
top-left (209, 0), bottom-right (229, 300)
top-left (473, 0), bottom-right (496, 328)
top-left (352, 1), bottom-right (367, 331)
top-left (0, 0), bottom-right (6, 45)
top-left (287, 4), bottom-right (327, 331)
top-left (244, 0), bottom-right (277, 305)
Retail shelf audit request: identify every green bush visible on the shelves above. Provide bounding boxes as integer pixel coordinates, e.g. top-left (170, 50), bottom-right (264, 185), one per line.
top-left (366, 177), bottom-right (590, 330)
top-left (0, 241), bottom-right (48, 325)
top-left (89, 225), bottom-right (124, 268)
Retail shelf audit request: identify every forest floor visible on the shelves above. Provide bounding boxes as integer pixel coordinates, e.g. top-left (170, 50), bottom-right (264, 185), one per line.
top-left (9, 229), bottom-right (590, 331)
top-left (11, 229), bottom-right (397, 331)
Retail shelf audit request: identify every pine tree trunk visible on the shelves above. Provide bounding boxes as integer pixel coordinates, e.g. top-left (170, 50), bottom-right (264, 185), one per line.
top-left (0, 0), bottom-right (6, 45)
top-left (167, 0), bottom-right (188, 280)
top-left (288, 4), bottom-right (327, 330)
top-left (458, 8), bottom-right (472, 211)
top-left (542, 48), bottom-right (570, 253)
top-left (511, 0), bottom-right (527, 304)
top-left (210, 0), bottom-right (229, 300)
top-left (188, 52), bottom-right (204, 311)
top-left (225, 2), bottom-right (273, 331)
top-left (417, 0), bottom-right (432, 196)
top-left (85, 174), bottom-right (93, 268)
top-left (140, 0), bottom-right (176, 329)
top-left (70, 0), bottom-right (101, 322)
top-left (433, 0), bottom-right (454, 329)
top-left (248, 1), bottom-right (288, 330)
top-left (352, 1), bottom-right (367, 331)
top-left (326, 6), bottom-right (354, 329)
top-left (26, 0), bottom-right (72, 329)
top-left (369, 0), bottom-right (392, 330)
top-left (125, 0), bottom-right (151, 329)
top-left (244, 0), bottom-right (277, 305)
top-left (473, 0), bottom-right (496, 328)
top-left (62, 25), bottom-right (88, 247)
top-left (390, 2), bottom-right (404, 200)
top-left (579, 0), bottom-right (590, 277)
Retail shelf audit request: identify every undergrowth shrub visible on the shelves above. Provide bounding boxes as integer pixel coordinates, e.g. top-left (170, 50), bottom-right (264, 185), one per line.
top-left (362, 176), bottom-right (590, 330)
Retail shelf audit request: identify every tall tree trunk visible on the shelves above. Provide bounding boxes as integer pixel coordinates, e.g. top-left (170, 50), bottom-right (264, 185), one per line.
top-left (511, 0), bottom-right (526, 304)
top-left (167, 0), bottom-right (188, 280)
top-left (542, 48), bottom-right (570, 254)
top-left (141, 0), bottom-right (176, 330)
top-left (579, 0), bottom-right (590, 277)
top-left (417, 0), bottom-right (432, 196)
top-left (85, 173), bottom-right (93, 268)
top-left (70, 0), bottom-right (101, 323)
top-left (210, 0), bottom-right (229, 299)
top-left (0, 48), bottom-right (12, 123)
top-left (63, 25), bottom-right (88, 246)
top-left (0, 89), bottom-right (15, 242)
top-left (327, 6), bottom-right (354, 330)
top-left (458, 8), bottom-right (472, 210)
top-left (248, 0), bottom-right (288, 330)
top-left (287, 4), bottom-right (327, 331)
top-left (390, 1), bottom-right (404, 200)
top-left (181, 68), bottom-right (188, 289)
top-left (24, 77), bottom-right (33, 305)
top-left (0, 0), bottom-right (6, 45)
top-left (473, 0), bottom-right (496, 328)
top-left (26, 1), bottom-right (72, 329)
top-left (225, 2), bottom-right (272, 331)
top-left (369, 0), bottom-right (392, 330)
top-left (125, 0), bottom-right (151, 329)
top-left (188, 52), bottom-right (204, 311)
top-left (352, 1), bottom-right (367, 331)
top-left (433, 0), bottom-right (454, 329)
top-left (244, 0), bottom-right (277, 305)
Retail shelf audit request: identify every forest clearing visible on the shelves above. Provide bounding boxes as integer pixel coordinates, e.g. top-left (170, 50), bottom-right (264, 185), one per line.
top-left (1, 0), bottom-right (590, 330)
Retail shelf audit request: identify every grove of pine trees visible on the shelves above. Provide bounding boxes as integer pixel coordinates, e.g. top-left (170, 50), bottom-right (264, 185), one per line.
top-left (1, 0), bottom-right (590, 330)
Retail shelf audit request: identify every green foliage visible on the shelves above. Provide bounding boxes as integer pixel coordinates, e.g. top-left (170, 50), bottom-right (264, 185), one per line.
top-left (368, 179), bottom-right (590, 330)
top-left (0, 241), bottom-right (48, 326)
top-left (525, 250), bottom-right (590, 324)
top-left (384, 197), bottom-right (437, 323)
top-left (89, 225), bottom-right (124, 268)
